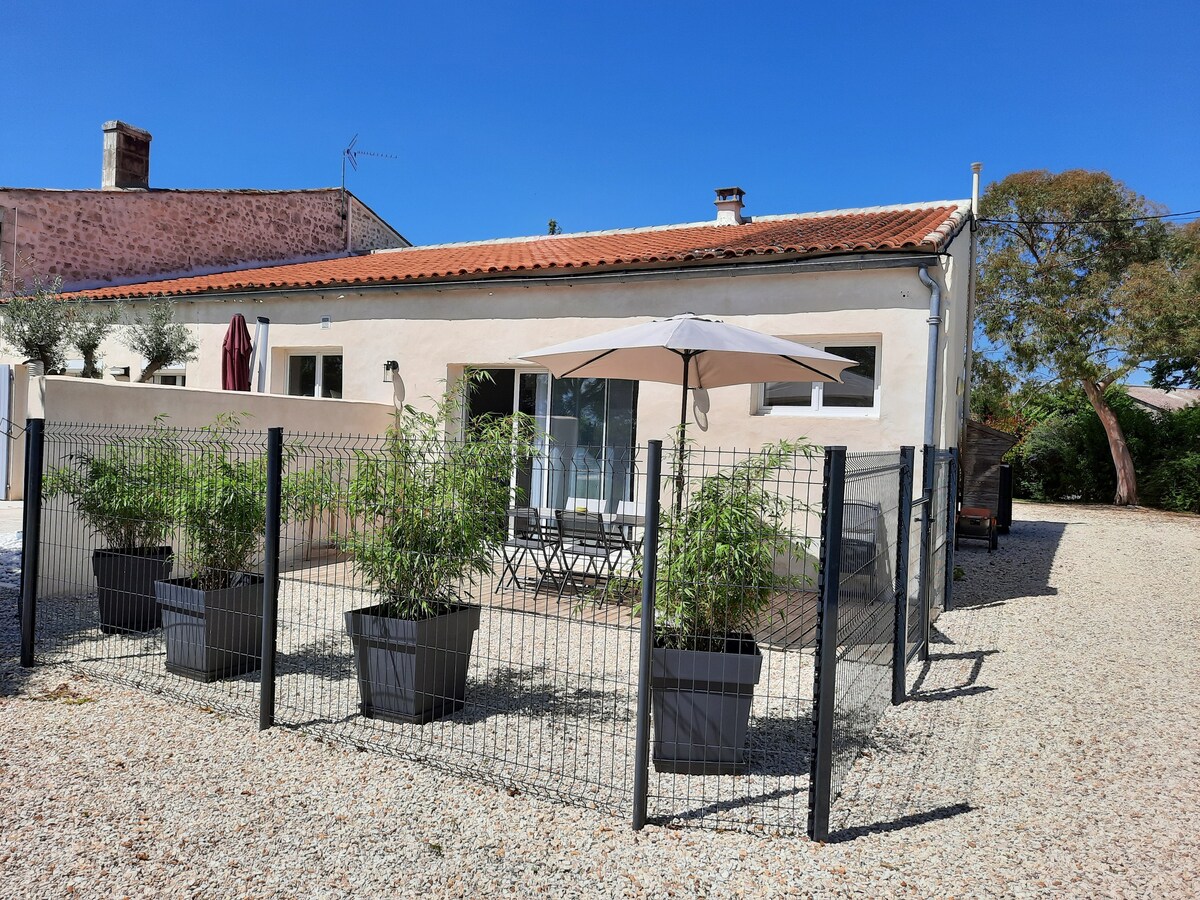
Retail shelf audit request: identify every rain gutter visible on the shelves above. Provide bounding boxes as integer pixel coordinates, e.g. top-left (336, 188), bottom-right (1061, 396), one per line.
top-left (919, 265), bottom-right (942, 446)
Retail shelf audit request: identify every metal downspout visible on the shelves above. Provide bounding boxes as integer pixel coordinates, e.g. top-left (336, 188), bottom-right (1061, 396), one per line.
top-left (919, 266), bottom-right (942, 447)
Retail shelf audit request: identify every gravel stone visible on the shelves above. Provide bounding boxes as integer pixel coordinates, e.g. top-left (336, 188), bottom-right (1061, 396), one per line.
top-left (2, 501), bottom-right (1198, 898)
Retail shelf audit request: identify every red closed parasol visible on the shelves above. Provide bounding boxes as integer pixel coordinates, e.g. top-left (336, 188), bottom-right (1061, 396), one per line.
top-left (221, 314), bottom-right (253, 391)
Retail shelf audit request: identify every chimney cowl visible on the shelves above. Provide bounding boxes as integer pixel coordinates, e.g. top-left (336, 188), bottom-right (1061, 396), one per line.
top-left (102, 120), bottom-right (153, 190)
top-left (714, 186), bottom-right (745, 225)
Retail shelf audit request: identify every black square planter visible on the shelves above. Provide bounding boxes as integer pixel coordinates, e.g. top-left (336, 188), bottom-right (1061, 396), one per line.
top-left (650, 635), bottom-right (763, 775)
top-left (345, 604), bottom-right (481, 725)
top-left (93, 547), bottom-right (173, 634)
top-left (155, 575), bottom-right (264, 682)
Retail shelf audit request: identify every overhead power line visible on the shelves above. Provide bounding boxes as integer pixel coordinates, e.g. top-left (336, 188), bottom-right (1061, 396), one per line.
top-left (979, 208), bottom-right (1200, 227)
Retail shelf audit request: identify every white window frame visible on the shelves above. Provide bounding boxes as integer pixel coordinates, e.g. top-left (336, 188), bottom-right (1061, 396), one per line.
top-left (153, 368), bottom-right (187, 387)
top-left (757, 338), bottom-right (882, 418)
top-left (286, 349), bottom-right (343, 399)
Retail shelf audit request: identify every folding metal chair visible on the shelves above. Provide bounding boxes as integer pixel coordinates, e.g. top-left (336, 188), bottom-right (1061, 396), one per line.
top-left (547, 509), bottom-right (625, 601)
top-left (496, 507), bottom-right (552, 592)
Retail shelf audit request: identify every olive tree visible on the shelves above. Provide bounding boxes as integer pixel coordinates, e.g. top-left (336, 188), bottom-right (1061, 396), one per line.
top-left (0, 276), bottom-right (71, 372)
top-left (69, 303), bottom-right (119, 378)
top-left (121, 298), bottom-right (199, 382)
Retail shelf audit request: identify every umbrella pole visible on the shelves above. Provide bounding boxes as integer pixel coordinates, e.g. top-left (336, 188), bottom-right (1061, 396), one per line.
top-left (674, 354), bottom-right (691, 517)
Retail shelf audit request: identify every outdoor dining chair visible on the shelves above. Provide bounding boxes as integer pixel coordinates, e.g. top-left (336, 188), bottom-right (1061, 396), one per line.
top-left (536, 509), bottom-right (627, 601)
top-left (496, 507), bottom-right (553, 592)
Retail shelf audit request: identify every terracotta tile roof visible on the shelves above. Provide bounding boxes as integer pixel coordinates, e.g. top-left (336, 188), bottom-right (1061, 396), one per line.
top-left (64, 200), bottom-right (970, 300)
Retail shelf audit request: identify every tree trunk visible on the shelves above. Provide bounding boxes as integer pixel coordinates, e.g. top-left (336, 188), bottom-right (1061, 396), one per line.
top-left (81, 349), bottom-right (100, 379)
top-left (1081, 379), bottom-right (1138, 505)
top-left (137, 361), bottom-right (163, 383)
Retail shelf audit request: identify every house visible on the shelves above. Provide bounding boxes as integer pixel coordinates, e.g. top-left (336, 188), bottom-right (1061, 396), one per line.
top-left (0, 121), bottom-right (409, 296)
top-left (58, 186), bottom-right (976, 508)
top-left (1125, 386), bottom-right (1200, 415)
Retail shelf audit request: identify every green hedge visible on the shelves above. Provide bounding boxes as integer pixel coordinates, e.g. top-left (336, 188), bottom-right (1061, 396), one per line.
top-left (1011, 390), bottom-right (1200, 512)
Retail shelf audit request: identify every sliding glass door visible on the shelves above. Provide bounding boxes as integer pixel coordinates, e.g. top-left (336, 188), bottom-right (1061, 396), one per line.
top-left (467, 369), bottom-right (638, 512)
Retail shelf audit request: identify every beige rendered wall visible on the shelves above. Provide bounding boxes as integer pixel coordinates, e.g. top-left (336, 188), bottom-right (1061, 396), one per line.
top-left (0, 189), bottom-right (405, 293)
top-left (50, 257), bottom-right (966, 454)
top-left (40, 376), bottom-right (397, 434)
top-left (30, 377), bottom-right (397, 593)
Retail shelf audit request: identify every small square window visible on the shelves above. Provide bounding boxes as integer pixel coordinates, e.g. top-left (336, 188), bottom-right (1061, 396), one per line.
top-left (759, 341), bottom-right (880, 416)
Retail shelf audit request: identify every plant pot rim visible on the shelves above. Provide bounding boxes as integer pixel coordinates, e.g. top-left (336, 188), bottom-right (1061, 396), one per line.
top-left (348, 601), bottom-right (479, 623)
top-left (653, 631), bottom-right (761, 655)
top-left (156, 572), bottom-right (264, 591)
top-left (94, 545), bottom-right (173, 555)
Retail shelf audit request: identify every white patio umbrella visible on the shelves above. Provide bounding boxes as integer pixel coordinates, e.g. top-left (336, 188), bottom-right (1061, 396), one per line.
top-left (518, 313), bottom-right (856, 445)
top-left (518, 313), bottom-right (857, 509)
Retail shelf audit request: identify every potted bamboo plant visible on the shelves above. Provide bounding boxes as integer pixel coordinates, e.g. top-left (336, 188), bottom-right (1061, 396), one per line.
top-left (43, 423), bottom-right (181, 634)
top-left (340, 374), bottom-right (534, 724)
top-left (646, 440), bottom-right (812, 774)
top-left (154, 417), bottom-right (277, 682)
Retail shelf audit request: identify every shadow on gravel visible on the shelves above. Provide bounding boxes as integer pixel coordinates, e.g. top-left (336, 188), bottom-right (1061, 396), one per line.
top-left (279, 640), bottom-right (355, 682)
top-left (952, 519), bottom-right (1068, 607)
top-left (827, 801), bottom-right (975, 843)
top-left (652, 785), bottom-right (806, 827)
top-left (453, 665), bottom-right (632, 726)
top-left (746, 714), bottom-right (813, 776)
top-left (909, 648), bottom-right (998, 703)
top-left (1, 604), bottom-right (33, 698)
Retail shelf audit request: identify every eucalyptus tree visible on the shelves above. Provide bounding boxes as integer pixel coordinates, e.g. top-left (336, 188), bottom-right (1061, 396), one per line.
top-left (977, 169), bottom-right (1176, 505)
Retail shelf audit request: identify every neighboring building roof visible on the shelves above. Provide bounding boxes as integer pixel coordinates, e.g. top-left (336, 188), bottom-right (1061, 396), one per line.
top-left (63, 199), bottom-right (971, 301)
top-left (1126, 386), bottom-right (1200, 413)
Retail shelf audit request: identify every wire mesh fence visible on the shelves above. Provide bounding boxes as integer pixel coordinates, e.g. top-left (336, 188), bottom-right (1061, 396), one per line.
top-left (826, 452), bottom-right (904, 798)
top-left (19, 419), bottom-right (960, 840)
top-left (927, 449), bottom-right (954, 615)
top-left (33, 420), bottom-right (269, 718)
top-left (645, 442), bottom-right (823, 830)
top-left (268, 431), bottom-right (646, 814)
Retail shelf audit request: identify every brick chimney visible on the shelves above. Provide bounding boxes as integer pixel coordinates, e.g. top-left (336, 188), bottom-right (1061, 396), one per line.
top-left (102, 121), bottom-right (152, 190)
top-left (714, 186), bottom-right (745, 225)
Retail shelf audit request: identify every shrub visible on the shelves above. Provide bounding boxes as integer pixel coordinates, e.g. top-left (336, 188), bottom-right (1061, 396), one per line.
top-left (43, 423), bottom-right (182, 549)
top-left (646, 440), bottom-right (815, 652)
top-left (340, 373), bottom-right (536, 620)
top-left (172, 417), bottom-right (280, 589)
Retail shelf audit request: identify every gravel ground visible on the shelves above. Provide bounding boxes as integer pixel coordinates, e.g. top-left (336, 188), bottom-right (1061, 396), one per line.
top-left (3, 501), bottom-right (1199, 898)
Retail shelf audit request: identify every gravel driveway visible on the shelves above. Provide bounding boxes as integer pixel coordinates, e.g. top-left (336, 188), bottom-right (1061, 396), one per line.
top-left (2, 501), bottom-right (1198, 898)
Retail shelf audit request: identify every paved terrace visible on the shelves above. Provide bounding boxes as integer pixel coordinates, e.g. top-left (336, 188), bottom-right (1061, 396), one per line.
top-left (1, 501), bottom-right (1198, 897)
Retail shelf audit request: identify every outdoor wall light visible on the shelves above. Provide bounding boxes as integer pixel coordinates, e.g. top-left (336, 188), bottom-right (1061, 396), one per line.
top-left (383, 360), bottom-right (399, 383)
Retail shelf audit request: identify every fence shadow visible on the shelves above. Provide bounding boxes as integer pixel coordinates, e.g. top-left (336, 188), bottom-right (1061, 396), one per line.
top-left (951, 519), bottom-right (1069, 607)
top-left (827, 801), bottom-right (975, 842)
top-left (454, 665), bottom-right (633, 726)
top-left (746, 714), bottom-right (814, 776)
top-left (909, 648), bottom-right (998, 703)
top-left (652, 785), bottom-right (807, 827)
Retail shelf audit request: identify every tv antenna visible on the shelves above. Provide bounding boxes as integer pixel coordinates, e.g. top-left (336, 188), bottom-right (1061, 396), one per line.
top-left (340, 134), bottom-right (399, 219)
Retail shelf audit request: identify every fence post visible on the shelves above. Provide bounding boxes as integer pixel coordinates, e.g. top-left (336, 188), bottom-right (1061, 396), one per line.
top-left (943, 448), bottom-right (959, 612)
top-left (919, 445), bottom-right (935, 663)
top-left (258, 427), bottom-right (284, 731)
top-left (631, 439), bottom-right (662, 831)
top-left (892, 446), bottom-right (915, 705)
top-left (808, 445), bottom-right (846, 843)
top-left (20, 418), bottom-right (45, 668)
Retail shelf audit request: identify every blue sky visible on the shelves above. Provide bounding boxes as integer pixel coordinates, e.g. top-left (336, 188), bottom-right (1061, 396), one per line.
top-left (6, 1), bottom-right (1199, 246)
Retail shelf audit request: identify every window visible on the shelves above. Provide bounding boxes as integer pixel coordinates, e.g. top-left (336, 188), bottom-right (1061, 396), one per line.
top-left (760, 342), bottom-right (880, 415)
top-left (287, 352), bottom-right (343, 398)
top-left (154, 373), bottom-right (187, 387)
top-left (463, 368), bottom-right (639, 511)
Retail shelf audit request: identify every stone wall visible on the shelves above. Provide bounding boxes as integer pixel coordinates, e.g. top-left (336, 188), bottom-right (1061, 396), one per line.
top-left (347, 195), bottom-right (405, 252)
top-left (0, 188), bottom-right (407, 292)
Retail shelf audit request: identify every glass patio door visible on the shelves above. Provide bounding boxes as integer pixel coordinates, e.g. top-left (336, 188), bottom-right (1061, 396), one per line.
top-left (468, 369), bottom-right (638, 512)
